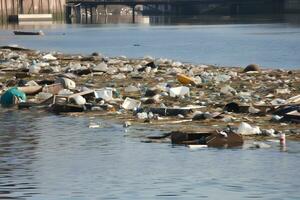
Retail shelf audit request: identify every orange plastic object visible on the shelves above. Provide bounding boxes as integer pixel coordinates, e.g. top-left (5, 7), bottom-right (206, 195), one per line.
top-left (177, 74), bottom-right (195, 85)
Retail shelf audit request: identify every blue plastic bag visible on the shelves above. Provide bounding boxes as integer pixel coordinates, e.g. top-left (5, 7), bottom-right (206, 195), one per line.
top-left (0, 87), bottom-right (26, 107)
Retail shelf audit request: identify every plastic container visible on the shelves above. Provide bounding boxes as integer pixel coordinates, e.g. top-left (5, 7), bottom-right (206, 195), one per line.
top-left (169, 86), bottom-right (190, 98)
top-left (122, 97), bottom-right (141, 110)
top-left (94, 88), bottom-right (113, 101)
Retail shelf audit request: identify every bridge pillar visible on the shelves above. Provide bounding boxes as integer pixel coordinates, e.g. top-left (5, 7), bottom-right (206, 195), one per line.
top-left (104, 5), bottom-right (108, 16)
top-left (47, 0), bottom-right (50, 14)
top-left (75, 5), bottom-right (81, 23)
top-left (132, 5), bottom-right (136, 23)
top-left (84, 6), bottom-right (88, 24)
top-left (19, 0), bottom-right (24, 14)
top-left (65, 5), bottom-right (72, 24)
top-left (90, 6), bottom-right (93, 23)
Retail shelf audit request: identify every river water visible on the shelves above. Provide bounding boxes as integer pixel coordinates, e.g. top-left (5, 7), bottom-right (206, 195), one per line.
top-left (0, 15), bottom-right (300, 68)
top-left (0, 110), bottom-right (300, 199)
top-left (0, 14), bottom-right (300, 199)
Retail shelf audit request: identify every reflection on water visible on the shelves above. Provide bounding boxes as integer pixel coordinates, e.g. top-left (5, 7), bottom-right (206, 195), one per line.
top-left (0, 13), bottom-right (299, 199)
top-left (2, 14), bottom-right (300, 28)
top-left (0, 111), bottom-right (40, 199)
top-left (0, 14), bottom-right (300, 69)
top-left (147, 14), bottom-right (300, 25)
top-left (0, 110), bottom-right (300, 199)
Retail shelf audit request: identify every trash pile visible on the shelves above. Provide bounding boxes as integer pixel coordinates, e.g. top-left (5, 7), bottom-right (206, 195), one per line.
top-left (0, 46), bottom-right (299, 147)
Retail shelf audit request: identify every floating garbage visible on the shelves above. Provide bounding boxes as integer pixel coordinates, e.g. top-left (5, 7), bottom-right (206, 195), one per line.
top-left (177, 74), bottom-right (195, 85)
top-left (35, 92), bottom-right (53, 101)
top-left (220, 85), bottom-right (236, 96)
top-left (29, 61), bottom-right (41, 74)
top-left (188, 145), bottom-right (208, 149)
top-left (276, 88), bottom-right (291, 95)
top-left (58, 89), bottom-right (73, 95)
top-left (0, 47), bottom-right (299, 150)
top-left (88, 121), bottom-right (108, 129)
top-left (262, 129), bottom-right (277, 137)
top-left (214, 74), bottom-right (231, 82)
top-left (288, 94), bottom-right (300, 104)
top-left (26, 80), bottom-right (39, 86)
top-left (0, 87), bottom-right (26, 107)
top-left (112, 73), bottom-right (126, 80)
top-left (56, 77), bottom-right (76, 90)
top-left (18, 85), bottom-right (42, 95)
top-left (94, 88), bottom-right (113, 101)
top-left (248, 106), bottom-right (261, 114)
top-left (137, 112), bottom-right (148, 120)
top-left (272, 105), bottom-right (300, 123)
top-left (279, 132), bottom-right (286, 146)
top-left (42, 83), bottom-right (64, 95)
top-left (149, 107), bottom-right (192, 116)
top-left (70, 95), bottom-right (86, 105)
top-left (237, 122), bottom-right (261, 135)
top-left (122, 97), bottom-right (141, 110)
top-left (244, 64), bottom-right (260, 72)
top-left (169, 86), bottom-right (190, 98)
top-left (107, 66), bottom-right (118, 75)
top-left (93, 62), bottom-right (108, 72)
top-left (206, 131), bottom-right (243, 148)
top-left (42, 54), bottom-right (57, 61)
top-left (271, 98), bottom-right (287, 105)
top-left (167, 130), bottom-right (243, 148)
top-left (123, 121), bottom-right (132, 128)
top-left (192, 112), bottom-right (213, 120)
top-left (124, 85), bottom-right (140, 93)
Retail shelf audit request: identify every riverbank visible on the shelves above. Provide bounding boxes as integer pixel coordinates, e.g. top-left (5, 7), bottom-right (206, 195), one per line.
top-left (0, 46), bottom-right (299, 147)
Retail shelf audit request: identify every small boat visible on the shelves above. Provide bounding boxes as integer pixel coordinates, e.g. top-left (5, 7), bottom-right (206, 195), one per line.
top-left (13, 30), bottom-right (44, 36)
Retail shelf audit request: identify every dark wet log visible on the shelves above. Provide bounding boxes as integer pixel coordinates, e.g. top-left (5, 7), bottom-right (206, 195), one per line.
top-left (149, 107), bottom-right (193, 116)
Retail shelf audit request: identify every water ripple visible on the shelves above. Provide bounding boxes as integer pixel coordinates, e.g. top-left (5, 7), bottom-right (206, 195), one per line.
top-left (0, 110), bottom-right (299, 199)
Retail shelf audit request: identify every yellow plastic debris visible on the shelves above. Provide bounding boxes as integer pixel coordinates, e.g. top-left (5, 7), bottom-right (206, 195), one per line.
top-left (176, 74), bottom-right (195, 85)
